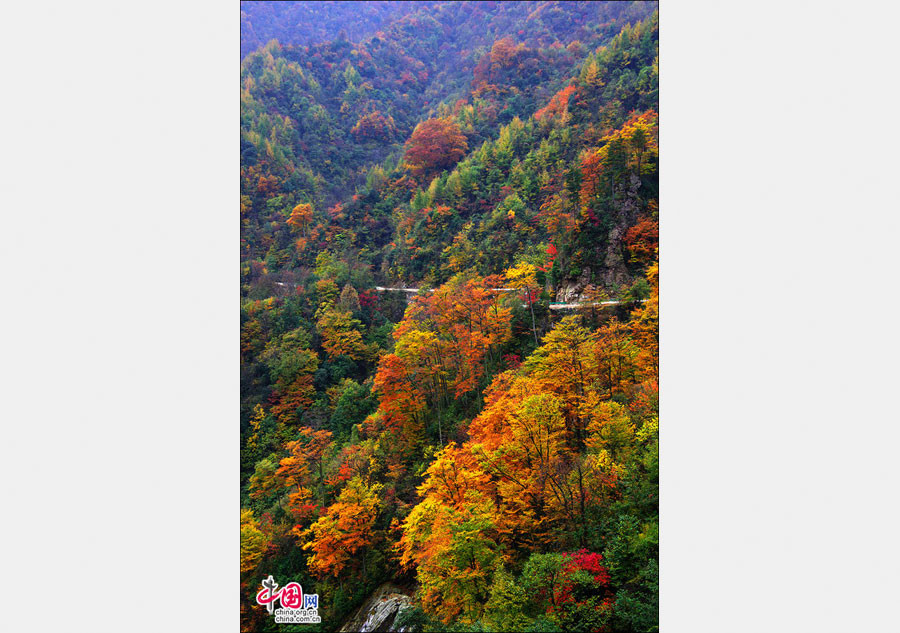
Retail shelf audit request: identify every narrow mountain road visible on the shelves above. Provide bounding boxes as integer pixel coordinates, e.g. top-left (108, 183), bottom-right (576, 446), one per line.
top-left (548, 299), bottom-right (648, 310)
top-left (373, 286), bottom-right (648, 309)
top-left (269, 283), bottom-right (646, 309)
top-left (374, 286), bottom-right (515, 292)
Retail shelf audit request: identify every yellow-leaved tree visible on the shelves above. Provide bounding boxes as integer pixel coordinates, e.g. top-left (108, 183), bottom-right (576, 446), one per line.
top-left (504, 261), bottom-right (541, 344)
top-left (240, 508), bottom-right (269, 575)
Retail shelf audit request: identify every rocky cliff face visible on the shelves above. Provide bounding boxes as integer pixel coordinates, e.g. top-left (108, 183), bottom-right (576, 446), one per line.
top-left (600, 173), bottom-right (643, 288)
top-left (338, 583), bottom-right (414, 633)
top-left (556, 173), bottom-right (644, 301)
top-left (555, 267), bottom-right (593, 303)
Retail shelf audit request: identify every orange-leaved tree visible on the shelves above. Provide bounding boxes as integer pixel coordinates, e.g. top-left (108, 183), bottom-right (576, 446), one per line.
top-left (287, 203), bottom-right (313, 237)
top-left (302, 476), bottom-right (382, 579)
top-left (277, 427), bottom-right (333, 522)
top-left (374, 273), bottom-right (511, 446)
top-left (404, 117), bottom-right (468, 180)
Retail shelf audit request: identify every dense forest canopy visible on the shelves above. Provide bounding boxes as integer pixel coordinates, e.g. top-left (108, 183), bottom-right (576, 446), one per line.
top-left (240, 2), bottom-right (659, 631)
top-left (240, 2), bottom-right (437, 59)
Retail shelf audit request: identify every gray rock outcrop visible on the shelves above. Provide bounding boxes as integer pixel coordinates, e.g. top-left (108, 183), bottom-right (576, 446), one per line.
top-left (338, 583), bottom-right (413, 633)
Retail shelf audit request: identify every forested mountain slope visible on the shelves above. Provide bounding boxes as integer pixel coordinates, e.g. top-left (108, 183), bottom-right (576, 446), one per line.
top-left (240, 1), bottom-right (435, 59)
top-left (240, 3), bottom-right (658, 632)
top-left (240, 0), bottom-right (656, 265)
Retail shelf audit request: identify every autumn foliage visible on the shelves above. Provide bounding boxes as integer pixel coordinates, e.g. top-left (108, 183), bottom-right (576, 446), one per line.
top-left (396, 263), bottom-right (659, 623)
top-left (624, 217), bottom-right (659, 263)
top-left (240, 7), bottom-right (659, 632)
top-left (302, 476), bottom-right (382, 578)
top-left (287, 203), bottom-right (314, 236)
top-left (404, 117), bottom-right (468, 179)
top-left (534, 84), bottom-right (576, 122)
top-left (489, 37), bottom-right (525, 67)
top-left (350, 110), bottom-right (398, 141)
top-left (373, 273), bottom-right (511, 448)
